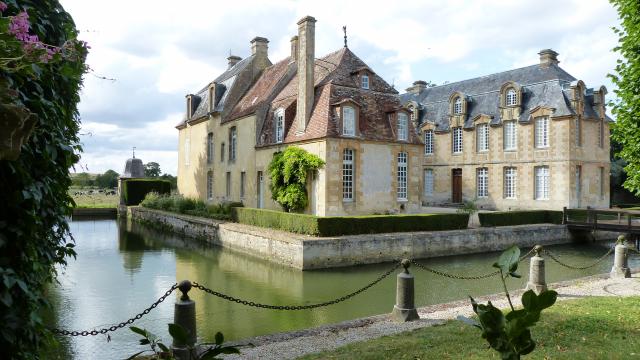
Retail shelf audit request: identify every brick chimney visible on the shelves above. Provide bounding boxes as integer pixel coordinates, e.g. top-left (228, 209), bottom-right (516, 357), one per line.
top-left (296, 16), bottom-right (316, 133)
top-left (406, 80), bottom-right (427, 94)
top-left (290, 35), bottom-right (299, 62)
top-left (538, 49), bottom-right (559, 67)
top-left (227, 55), bottom-right (242, 69)
top-left (250, 37), bottom-right (270, 70)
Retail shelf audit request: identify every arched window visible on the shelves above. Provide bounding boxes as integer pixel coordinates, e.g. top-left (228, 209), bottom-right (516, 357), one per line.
top-left (506, 88), bottom-right (517, 106)
top-left (454, 97), bottom-right (463, 115)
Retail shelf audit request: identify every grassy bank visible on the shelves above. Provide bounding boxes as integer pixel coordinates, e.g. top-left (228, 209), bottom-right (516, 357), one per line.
top-left (70, 191), bottom-right (118, 208)
top-left (300, 296), bottom-right (640, 360)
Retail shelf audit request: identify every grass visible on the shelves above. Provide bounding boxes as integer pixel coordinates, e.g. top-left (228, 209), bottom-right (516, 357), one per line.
top-left (299, 296), bottom-right (640, 360)
top-left (70, 190), bottom-right (118, 208)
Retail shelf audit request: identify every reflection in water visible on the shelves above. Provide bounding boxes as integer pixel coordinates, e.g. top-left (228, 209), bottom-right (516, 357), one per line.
top-left (51, 218), bottom-right (637, 360)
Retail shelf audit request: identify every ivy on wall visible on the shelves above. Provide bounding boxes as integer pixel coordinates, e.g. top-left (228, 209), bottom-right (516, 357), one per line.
top-left (267, 147), bottom-right (325, 212)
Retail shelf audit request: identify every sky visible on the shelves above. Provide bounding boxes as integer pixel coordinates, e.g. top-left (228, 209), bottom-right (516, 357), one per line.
top-left (59, 0), bottom-right (621, 176)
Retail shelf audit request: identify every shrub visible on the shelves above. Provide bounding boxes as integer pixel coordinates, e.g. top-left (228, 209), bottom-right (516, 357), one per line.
top-left (268, 147), bottom-right (325, 212)
top-left (232, 208), bottom-right (469, 236)
top-left (121, 179), bottom-right (171, 206)
top-left (478, 210), bottom-right (563, 227)
top-left (141, 193), bottom-right (240, 221)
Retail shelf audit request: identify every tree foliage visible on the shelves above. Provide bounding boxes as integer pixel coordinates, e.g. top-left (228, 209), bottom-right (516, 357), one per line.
top-left (144, 161), bottom-right (161, 177)
top-left (267, 147), bottom-right (324, 212)
top-left (609, 0), bottom-right (640, 194)
top-left (95, 169), bottom-right (119, 188)
top-left (0, 0), bottom-right (88, 357)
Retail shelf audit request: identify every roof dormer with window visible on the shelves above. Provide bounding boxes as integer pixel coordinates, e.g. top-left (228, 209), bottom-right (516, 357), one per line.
top-left (448, 92), bottom-right (468, 128)
top-left (499, 81), bottom-right (523, 121)
top-left (332, 99), bottom-right (361, 138)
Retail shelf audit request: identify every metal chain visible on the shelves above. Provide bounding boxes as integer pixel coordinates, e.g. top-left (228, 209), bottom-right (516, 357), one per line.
top-left (624, 243), bottom-right (640, 254)
top-left (52, 284), bottom-right (178, 336)
top-left (192, 262), bottom-right (401, 310)
top-left (544, 247), bottom-right (614, 270)
top-left (410, 247), bottom-right (536, 280)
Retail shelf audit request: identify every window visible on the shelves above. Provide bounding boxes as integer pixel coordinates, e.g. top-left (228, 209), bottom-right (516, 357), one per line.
top-left (275, 110), bottom-right (284, 143)
top-left (408, 105), bottom-right (416, 122)
top-left (575, 118), bottom-right (581, 146)
top-left (454, 97), bottom-right (463, 114)
top-left (226, 172), bottom-right (231, 198)
top-left (229, 127), bottom-right (237, 161)
top-left (503, 121), bottom-right (517, 151)
top-left (477, 123), bottom-right (489, 152)
top-left (504, 167), bottom-right (517, 199)
top-left (599, 167), bottom-right (605, 199)
top-left (397, 152), bottom-right (408, 200)
top-left (220, 142), bottom-right (225, 162)
top-left (342, 149), bottom-right (354, 201)
top-left (184, 138), bottom-right (190, 166)
top-left (424, 169), bottom-right (434, 197)
top-left (424, 130), bottom-right (434, 155)
top-left (343, 106), bottom-right (356, 137)
top-left (534, 166), bottom-right (549, 200)
top-left (598, 120), bottom-right (604, 148)
top-left (575, 165), bottom-right (582, 200)
top-left (206, 171), bottom-right (213, 200)
top-left (240, 171), bottom-right (246, 199)
top-left (397, 113), bottom-right (408, 141)
top-left (207, 133), bottom-right (214, 163)
top-left (535, 117), bottom-right (549, 148)
top-left (361, 74), bottom-right (369, 89)
top-left (477, 168), bottom-right (488, 198)
top-left (452, 127), bottom-right (463, 154)
top-left (506, 88), bottom-right (517, 106)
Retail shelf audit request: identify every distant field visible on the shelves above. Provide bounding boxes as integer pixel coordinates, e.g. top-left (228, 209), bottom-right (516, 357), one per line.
top-left (70, 189), bottom-right (118, 208)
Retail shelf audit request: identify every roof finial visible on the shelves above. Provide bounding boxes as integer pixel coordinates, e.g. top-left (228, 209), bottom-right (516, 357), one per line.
top-left (343, 26), bottom-right (347, 48)
top-left (132, 146), bottom-right (136, 159)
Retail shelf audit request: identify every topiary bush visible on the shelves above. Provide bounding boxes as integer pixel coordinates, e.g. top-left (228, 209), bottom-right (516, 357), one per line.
top-left (478, 210), bottom-right (563, 227)
top-left (140, 193), bottom-right (241, 221)
top-left (267, 147), bottom-right (325, 212)
top-left (121, 179), bottom-right (171, 206)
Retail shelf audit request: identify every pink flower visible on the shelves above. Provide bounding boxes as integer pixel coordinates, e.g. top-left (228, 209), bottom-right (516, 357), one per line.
top-left (9, 11), bottom-right (30, 41)
top-left (0, 2), bottom-right (7, 13)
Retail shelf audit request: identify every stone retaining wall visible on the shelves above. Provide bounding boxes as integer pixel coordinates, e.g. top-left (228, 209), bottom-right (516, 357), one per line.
top-left (128, 206), bottom-right (619, 270)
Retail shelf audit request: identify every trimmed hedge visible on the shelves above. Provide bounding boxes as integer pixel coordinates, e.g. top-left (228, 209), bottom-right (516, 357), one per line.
top-left (478, 210), bottom-right (563, 227)
top-left (232, 207), bottom-right (469, 236)
top-left (121, 179), bottom-right (171, 206)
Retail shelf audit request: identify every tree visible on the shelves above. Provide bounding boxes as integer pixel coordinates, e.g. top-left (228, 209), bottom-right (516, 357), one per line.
top-left (160, 173), bottom-right (177, 190)
top-left (609, 0), bottom-right (640, 194)
top-left (144, 162), bottom-right (161, 177)
top-left (71, 172), bottom-right (93, 188)
top-left (267, 147), bottom-right (325, 212)
top-left (95, 169), bottom-right (119, 189)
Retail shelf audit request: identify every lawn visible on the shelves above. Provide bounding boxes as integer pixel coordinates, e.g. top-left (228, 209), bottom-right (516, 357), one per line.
top-left (70, 190), bottom-right (118, 208)
top-left (300, 296), bottom-right (640, 360)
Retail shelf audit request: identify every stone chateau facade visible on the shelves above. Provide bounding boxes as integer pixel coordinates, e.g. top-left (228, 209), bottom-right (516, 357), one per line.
top-left (176, 15), bottom-right (610, 215)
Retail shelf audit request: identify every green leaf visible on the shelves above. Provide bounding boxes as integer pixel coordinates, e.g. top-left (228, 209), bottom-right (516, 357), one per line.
top-left (129, 326), bottom-right (147, 337)
top-left (215, 331), bottom-right (224, 345)
top-left (157, 342), bottom-right (169, 352)
top-left (521, 290), bottom-right (537, 311)
top-left (124, 351), bottom-right (146, 360)
top-left (138, 339), bottom-right (150, 345)
top-left (168, 323), bottom-right (189, 345)
top-left (537, 290), bottom-right (558, 310)
top-left (493, 245), bottom-right (520, 276)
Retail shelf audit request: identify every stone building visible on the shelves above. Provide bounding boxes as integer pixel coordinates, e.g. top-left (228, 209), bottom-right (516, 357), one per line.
top-left (176, 16), bottom-right (610, 215)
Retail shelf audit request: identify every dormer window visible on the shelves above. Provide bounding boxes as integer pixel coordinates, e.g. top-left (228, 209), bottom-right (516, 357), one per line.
top-left (361, 74), bottom-right (369, 89)
top-left (454, 97), bottom-right (463, 115)
top-left (275, 109), bottom-right (285, 143)
top-left (343, 106), bottom-right (356, 136)
top-left (397, 112), bottom-right (408, 141)
top-left (506, 88), bottom-right (517, 106)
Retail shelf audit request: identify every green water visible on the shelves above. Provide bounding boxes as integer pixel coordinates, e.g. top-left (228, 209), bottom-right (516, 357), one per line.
top-left (51, 218), bottom-right (637, 359)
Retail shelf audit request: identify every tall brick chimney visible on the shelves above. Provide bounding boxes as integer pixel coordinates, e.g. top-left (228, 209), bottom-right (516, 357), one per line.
top-left (250, 37), bottom-right (270, 70)
top-left (290, 35), bottom-right (299, 61)
top-left (296, 16), bottom-right (316, 133)
top-left (538, 49), bottom-right (559, 67)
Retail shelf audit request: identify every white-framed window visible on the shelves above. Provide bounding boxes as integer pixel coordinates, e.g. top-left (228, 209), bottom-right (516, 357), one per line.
top-left (575, 118), bottom-right (581, 146)
top-left (342, 149), bottom-right (354, 201)
top-left (240, 171), bottom-right (246, 199)
top-left (207, 133), bottom-right (214, 163)
top-left (599, 166), bottom-right (605, 199)
top-left (226, 172), bottom-right (231, 198)
top-left (229, 127), bottom-right (237, 161)
top-left (206, 171), bottom-right (213, 200)
top-left (343, 106), bottom-right (356, 137)
top-left (503, 121), bottom-right (517, 151)
top-left (424, 169), bottom-right (434, 197)
top-left (598, 120), bottom-right (604, 148)
top-left (397, 112), bottom-right (408, 141)
top-left (477, 167), bottom-right (488, 198)
top-left (397, 152), bottom-right (408, 200)
top-left (452, 127), bottom-right (463, 154)
top-left (275, 109), bottom-right (284, 143)
top-left (506, 88), bottom-right (517, 106)
top-left (477, 123), bottom-right (489, 152)
top-left (534, 166), bottom-right (549, 200)
top-left (454, 97), bottom-right (463, 114)
top-left (361, 74), bottom-right (369, 89)
top-left (504, 167), bottom-right (517, 199)
top-left (424, 130), bottom-right (434, 155)
top-left (534, 117), bottom-right (549, 148)
top-left (184, 138), bottom-right (190, 166)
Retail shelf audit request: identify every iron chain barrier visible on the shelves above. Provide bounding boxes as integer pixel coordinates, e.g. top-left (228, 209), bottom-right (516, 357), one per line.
top-left (192, 261), bottom-right (401, 310)
top-left (543, 247), bottom-right (614, 270)
top-left (52, 284), bottom-right (177, 337)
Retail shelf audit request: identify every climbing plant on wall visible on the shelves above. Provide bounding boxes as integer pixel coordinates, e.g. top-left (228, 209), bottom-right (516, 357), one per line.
top-left (267, 147), bottom-right (325, 212)
top-left (0, 0), bottom-right (88, 358)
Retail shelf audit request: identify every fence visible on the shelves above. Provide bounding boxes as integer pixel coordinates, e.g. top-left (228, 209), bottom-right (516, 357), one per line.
top-left (52, 238), bottom-right (638, 359)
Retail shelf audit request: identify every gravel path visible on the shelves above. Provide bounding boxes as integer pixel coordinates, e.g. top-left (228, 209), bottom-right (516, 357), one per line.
top-left (225, 271), bottom-right (640, 360)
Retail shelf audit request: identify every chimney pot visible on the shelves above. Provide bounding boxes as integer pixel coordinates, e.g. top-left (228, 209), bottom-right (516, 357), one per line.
top-left (250, 37), bottom-right (269, 57)
top-left (227, 55), bottom-right (242, 69)
top-left (290, 36), bottom-right (299, 61)
top-left (538, 49), bottom-right (559, 67)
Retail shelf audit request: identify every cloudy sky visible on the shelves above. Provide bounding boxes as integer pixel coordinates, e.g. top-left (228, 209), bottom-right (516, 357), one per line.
top-left (59, 0), bottom-right (621, 176)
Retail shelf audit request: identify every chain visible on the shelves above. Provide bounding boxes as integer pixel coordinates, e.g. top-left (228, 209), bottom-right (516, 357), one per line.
top-left (52, 284), bottom-right (178, 336)
top-left (544, 247), bottom-right (614, 270)
top-left (192, 262), bottom-right (401, 310)
top-left (624, 242), bottom-right (640, 254)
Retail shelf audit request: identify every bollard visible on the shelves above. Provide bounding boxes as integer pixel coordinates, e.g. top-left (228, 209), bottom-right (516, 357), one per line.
top-left (391, 259), bottom-right (419, 322)
top-left (525, 245), bottom-right (547, 294)
top-left (611, 236), bottom-right (631, 279)
top-left (172, 280), bottom-right (197, 360)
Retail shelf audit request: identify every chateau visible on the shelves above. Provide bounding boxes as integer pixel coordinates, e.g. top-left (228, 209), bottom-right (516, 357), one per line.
top-left (176, 16), bottom-right (610, 215)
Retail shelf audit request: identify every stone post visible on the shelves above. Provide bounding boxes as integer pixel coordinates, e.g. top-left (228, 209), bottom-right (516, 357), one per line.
top-left (525, 245), bottom-right (547, 294)
top-left (391, 259), bottom-right (419, 322)
top-left (611, 236), bottom-right (631, 279)
top-left (172, 280), bottom-right (197, 360)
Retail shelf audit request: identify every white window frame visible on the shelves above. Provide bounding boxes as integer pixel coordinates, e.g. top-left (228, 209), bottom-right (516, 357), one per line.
top-left (397, 113), bottom-right (408, 141)
top-left (343, 106), bottom-right (356, 137)
top-left (361, 74), bottom-right (369, 89)
top-left (342, 149), bottom-right (354, 202)
top-left (207, 133), bottom-right (214, 163)
top-left (206, 171), bottom-right (213, 200)
top-left (229, 127), bottom-right (237, 161)
top-left (184, 138), bottom-right (190, 166)
top-left (397, 152), bottom-right (408, 201)
top-left (477, 167), bottom-right (488, 198)
top-left (454, 97), bottom-right (463, 114)
top-left (504, 167), bottom-right (517, 199)
top-left (504, 121), bottom-right (517, 151)
top-left (477, 123), bottom-right (489, 152)
top-left (506, 88), bottom-right (517, 106)
top-left (275, 109), bottom-right (284, 143)
top-left (534, 117), bottom-right (549, 148)
top-left (424, 169), bottom-right (434, 197)
top-left (424, 130), bottom-right (434, 155)
top-left (534, 166), bottom-right (549, 200)
top-left (452, 127), bottom-right (463, 154)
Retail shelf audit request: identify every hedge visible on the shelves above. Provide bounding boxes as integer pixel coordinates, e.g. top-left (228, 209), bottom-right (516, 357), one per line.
top-left (121, 179), bottom-right (171, 205)
top-left (478, 210), bottom-right (563, 227)
top-left (232, 207), bottom-right (469, 236)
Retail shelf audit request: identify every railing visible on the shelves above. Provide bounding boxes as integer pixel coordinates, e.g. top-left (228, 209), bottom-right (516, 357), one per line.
top-left (563, 207), bottom-right (640, 233)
